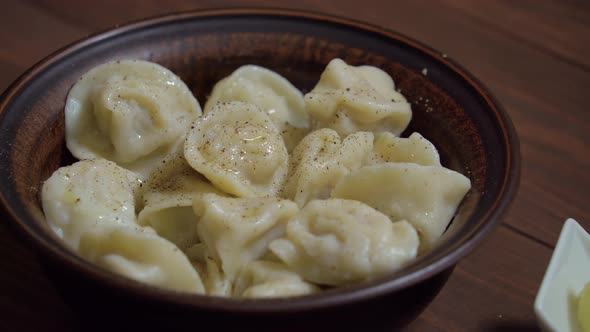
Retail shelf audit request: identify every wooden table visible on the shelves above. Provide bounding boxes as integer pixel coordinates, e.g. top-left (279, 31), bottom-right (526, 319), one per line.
top-left (1, 1), bottom-right (588, 331)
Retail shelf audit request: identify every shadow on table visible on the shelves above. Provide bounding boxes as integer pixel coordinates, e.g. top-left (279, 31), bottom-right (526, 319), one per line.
top-left (478, 320), bottom-right (541, 332)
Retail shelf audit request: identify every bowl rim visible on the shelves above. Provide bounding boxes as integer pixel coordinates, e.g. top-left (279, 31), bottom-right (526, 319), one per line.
top-left (0, 7), bottom-right (520, 313)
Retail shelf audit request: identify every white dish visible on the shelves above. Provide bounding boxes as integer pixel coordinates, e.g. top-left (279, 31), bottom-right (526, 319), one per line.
top-left (535, 218), bottom-right (590, 332)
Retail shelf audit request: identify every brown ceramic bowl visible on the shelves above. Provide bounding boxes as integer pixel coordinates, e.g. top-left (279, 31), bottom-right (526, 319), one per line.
top-left (0, 8), bottom-right (519, 332)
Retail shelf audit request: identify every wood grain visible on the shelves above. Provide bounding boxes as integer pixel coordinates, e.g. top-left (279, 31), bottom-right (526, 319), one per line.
top-left (406, 227), bottom-right (552, 331)
top-left (0, 210), bottom-right (78, 331)
top-left (0, 0), bottom-right (86, 67)
top-left (0, 1), bottom-right (588, 331)
top-left (443, 0), bottom-right (590, 70)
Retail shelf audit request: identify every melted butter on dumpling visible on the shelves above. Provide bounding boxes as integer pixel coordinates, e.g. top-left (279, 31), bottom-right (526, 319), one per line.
top-left (368, 132), bottom-right (441, 166)
top-left (282, 128), bottom-right (373, 207)
top-left (78, 224), bottom-right (205, 294)
top-left (193, 193), bottom-right (299, 279)
top-left (332, 163), bottom-right (471, 253)
top-left (305, 58), bottom-right (411, 137)
top-left (269, 199), bottom-right (419, 286)
top-left (41, 159), bottom-right (140, 250)
top-left (184, 101), bottom-right (289, 197)
top-left (137, 152), bottom-right (224, 251)
top-left (233, 260), bottom-right (319, 298)
top-left (65, 60), bottom-right (201, 178)
top-left (204, 65), bottom-right (309, 152)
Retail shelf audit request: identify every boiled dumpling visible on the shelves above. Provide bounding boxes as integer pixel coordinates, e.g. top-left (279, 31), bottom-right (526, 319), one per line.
top-left (185, 243), bottom-right (233, 296)
top-left (46, 58), bottom-right (475, 298)
top-left (193, 193), bottom-right (299, 279)
top-left (137, 153), bottom-right (224, 251)
top-left (65, 60), bottom-right (201, 178)
top-left (204, 65), bottom-right (309, 151)
top-left (368, 132), bottom-right (441, 166)
top-left (184, 101), bottom-right (289, 197)
top-left (282, 128), bottom-right (373, 207)
top-left (332, 163), bottom-right (471, 252)
top-left (191, 254), bottom-right (232, 297)
top-left (269, 199), bottom-right (419, 286)
top-left (78, 224), bottom-right (205, 294)
top-left (233, 260), bottom-right (319, 298)
top-left (41, 159), bottom-right (140, 250)
top-left (304, 58), bottom-right (411, 137)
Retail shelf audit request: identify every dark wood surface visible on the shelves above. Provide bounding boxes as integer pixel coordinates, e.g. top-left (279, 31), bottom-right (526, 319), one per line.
top-left (0, 1), bottom-right (588, 331)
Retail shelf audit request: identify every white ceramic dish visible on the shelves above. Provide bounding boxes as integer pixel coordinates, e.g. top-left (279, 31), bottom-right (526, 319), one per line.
top-left (535, 218), bottom-right (590, 332)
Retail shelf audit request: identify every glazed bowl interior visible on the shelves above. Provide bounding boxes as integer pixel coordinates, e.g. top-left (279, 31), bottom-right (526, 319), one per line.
top-left (0, 8), bottom-right (519, 322)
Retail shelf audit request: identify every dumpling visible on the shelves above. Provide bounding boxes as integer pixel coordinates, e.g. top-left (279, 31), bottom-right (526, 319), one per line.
top-left (190, 254), bottom-right (232, 297)
top-left (282, 128), bottom-right (373, 207)
top-left (193, 193), bottom-right (299, 279)
top-left (137, 153), bottom-right (224, 251)
top-left (332, 163), bottom-right (471, 252)
top-left (204, 65), bottom-right (309, 151)
top-left (304, 58), bottom-right (411, 137)
top-left (233, 261), bottom-right (319, 298)
top-left (184, 101), bottom-right (289, 197)
top-left (367, 132), bottom-right (441, 166)
top-left (41, 159), bottom-right (140, 250)
top-left (78, 224), bottom-right (205, 294)
top-left (269, 199), bottom-right (419, 286)
top-left (65, 60), bottom-right (201, 177)
top-left (185, 243), bottom-right (233, 296)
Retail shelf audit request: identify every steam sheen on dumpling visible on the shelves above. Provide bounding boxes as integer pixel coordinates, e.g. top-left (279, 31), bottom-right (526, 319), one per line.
top-left (184, 101), bottom-right (289, 197)
top-left (269, 199), bottom-right (419, 286)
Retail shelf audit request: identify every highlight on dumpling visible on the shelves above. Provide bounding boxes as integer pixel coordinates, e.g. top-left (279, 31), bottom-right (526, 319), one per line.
top-left (41, 58), bottom-right (472, 298)
top-left (184, 101), bottom-right (289, 198)
top-left (204, 65), bottom-right (309, 152)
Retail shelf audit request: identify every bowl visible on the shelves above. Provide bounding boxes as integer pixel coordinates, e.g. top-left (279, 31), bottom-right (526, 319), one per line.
top-left (0, 8), bottom-right (520, 331)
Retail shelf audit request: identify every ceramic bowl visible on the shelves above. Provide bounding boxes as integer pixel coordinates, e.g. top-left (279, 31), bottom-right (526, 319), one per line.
top-left (0, 9), bottom-right (520, 331)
